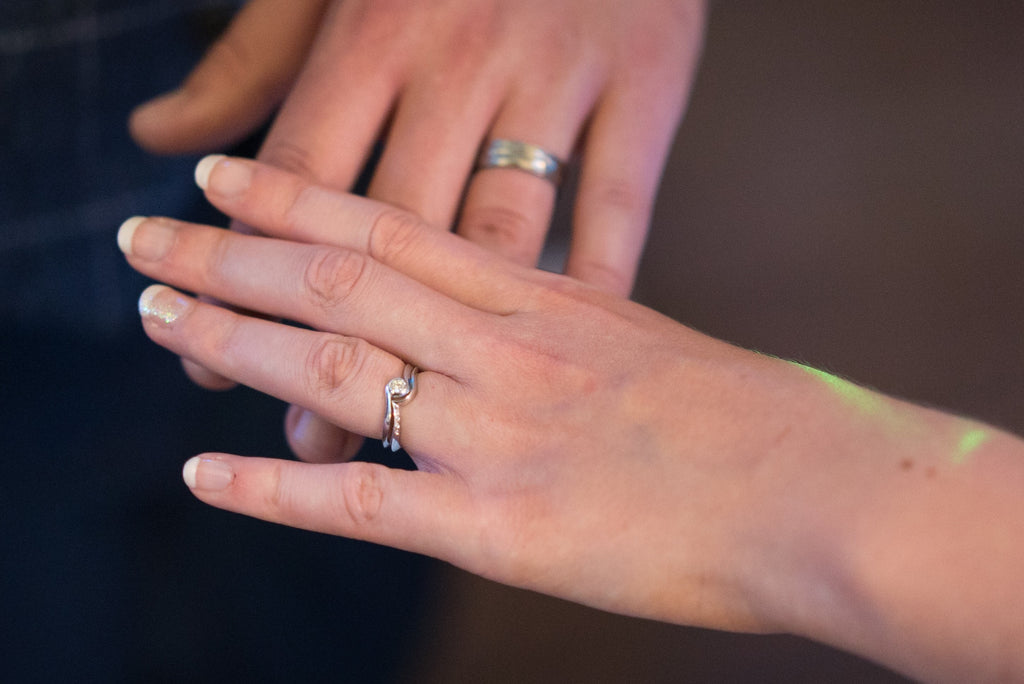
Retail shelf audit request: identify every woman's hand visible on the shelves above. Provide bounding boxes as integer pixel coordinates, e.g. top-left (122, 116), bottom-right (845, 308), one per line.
top-left (118, 155), bottom-right (787, 629)
top-left (118, 157), bottom-right (1024, 682)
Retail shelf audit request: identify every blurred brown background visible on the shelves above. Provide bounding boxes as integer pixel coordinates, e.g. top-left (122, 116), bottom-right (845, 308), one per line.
top-left (401, 2), bottom-right (1024, 681)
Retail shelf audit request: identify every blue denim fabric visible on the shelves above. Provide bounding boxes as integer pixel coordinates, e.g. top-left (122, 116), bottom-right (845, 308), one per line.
top-left (0, 3), bottom-right (428, 681)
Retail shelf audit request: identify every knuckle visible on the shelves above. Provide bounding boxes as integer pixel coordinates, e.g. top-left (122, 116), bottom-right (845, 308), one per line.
top-left (532, 22), bottom-right (588, 71)
top-left (259, 140), bottom-right (319, 180)
top-left (347, 0), bottom-right (408, 44)
top-left (460, 205), bottom-right (539, 265)
top-left (367, 207), bottom-right (427, 265)
top-left (570, 260), bottom-right (633, 297)
top-left (339, 461), bottom-right (386, 528)
top-left (199, 228), bottom-right (234, 290)
top-left (262, 454), bottom-right (389, 533)
top-left (434, 6), bottom-right (502, 72)
top-left (472, 326), bottom-right (568, 395)
top-left (303, 335), bottom-right (370, 403)
top-left (582, 176), bottom-right (650, 219)
top-left (189, 34), bottom-right (253, 91)
top-left (264, 460), bottom-right (289, 514)
top-left (451, 4), bottom-right (501, 45)
top-left (622, 32), bottom-right (671, 74)
top-left (191, 310), bottom-right (243, 367)
top-left (281, 184), bottom-right (322, 237)
top-left (302, 248), bottom-right (367, 313)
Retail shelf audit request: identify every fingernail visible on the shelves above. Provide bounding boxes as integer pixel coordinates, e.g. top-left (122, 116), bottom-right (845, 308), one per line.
top-left (138, 284), bottom-right (191, 326)
top-left (183, 456), bottom-right (234, 491)
top-left (117, 216), bottom-right (175, 260)
top-left (196, 155), bottom-right (252, 197)
top-left (194, 154), bottom-right (224, 190)
top-left (291, 407), bottom-right (316, 441)
top-left (117, 216), bottom-right (145, 254)
top-left (130, 89), bottom-right (184, 128)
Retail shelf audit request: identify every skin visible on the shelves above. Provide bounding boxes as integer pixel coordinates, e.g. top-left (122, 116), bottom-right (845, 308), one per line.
top-left (128, 0), bottom-right (708, 461)
top-left (119, 157), bottom-right (1024, 683)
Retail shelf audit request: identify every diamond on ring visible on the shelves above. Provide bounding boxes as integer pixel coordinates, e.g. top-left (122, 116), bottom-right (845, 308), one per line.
top-left (387, 377), bottom-right (411, 399)
top-left (382, 364), bottom-right (418, 452)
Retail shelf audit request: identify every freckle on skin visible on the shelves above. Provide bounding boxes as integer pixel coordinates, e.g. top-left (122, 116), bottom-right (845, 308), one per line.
top-left (900, 459), bottom-right (914, 471)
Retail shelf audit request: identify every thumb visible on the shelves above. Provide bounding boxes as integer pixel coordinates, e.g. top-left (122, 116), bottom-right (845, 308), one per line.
top-left (130, 0), bottom-right (328, 155)
top-left (182, 454), bottom-right (476, 562)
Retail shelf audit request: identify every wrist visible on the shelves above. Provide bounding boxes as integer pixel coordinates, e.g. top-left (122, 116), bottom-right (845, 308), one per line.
top-left (745, 364), bottom-right (1024, 680)
top-left (734, 363), bottom-right (938, 641)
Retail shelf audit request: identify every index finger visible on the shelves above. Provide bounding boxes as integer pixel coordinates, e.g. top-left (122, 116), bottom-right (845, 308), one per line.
top-left (195, 156), bottom-right (542, 313)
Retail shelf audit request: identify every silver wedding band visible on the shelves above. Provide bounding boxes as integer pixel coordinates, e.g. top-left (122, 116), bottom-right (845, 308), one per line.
top-left (477, 139), bottom-right (565, 186)
top-left (382, 363), bottom-right (418, 452)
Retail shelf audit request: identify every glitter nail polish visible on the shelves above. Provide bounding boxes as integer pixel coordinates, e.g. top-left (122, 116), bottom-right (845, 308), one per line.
top-left (138, 284), bottom-right (189, 325)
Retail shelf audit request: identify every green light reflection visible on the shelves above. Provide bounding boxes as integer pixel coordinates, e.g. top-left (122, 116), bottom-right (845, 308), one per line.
top-left (954, 427), bottom-right (989, 465)
top-left (791, 360), bottom-right (991, 466)
top-left (793, 363), bottom-right (886, 417)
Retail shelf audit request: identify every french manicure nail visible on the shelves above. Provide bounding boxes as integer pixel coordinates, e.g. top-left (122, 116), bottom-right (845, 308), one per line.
top-left (117, 216), bottom-right (175, 260)
top-left (196, 155), bottom-right (252, 197)
top-left (183, 456), bottom-right (234, 491)
top-left (117, 216), bottom-right (145, 255)
top-left (138, 284), bottom-right (190, 325)
top-left (194, 154), bottom-right (224, 190)
top-left (129, 89), bottom-right (185, 129)
top-left (291, 408), bottom-right (315, 441)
